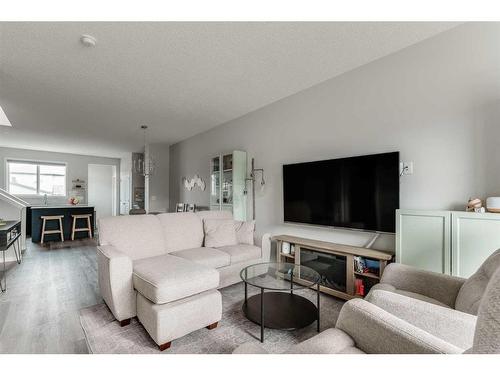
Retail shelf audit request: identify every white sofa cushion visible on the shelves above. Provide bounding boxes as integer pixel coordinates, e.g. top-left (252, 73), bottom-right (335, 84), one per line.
top-left (157, 213), bottom-right (204, 253)
top-left (204, 219), bottom-right (238, 248)
top-left (196, 210), bottom-right (233, 221)
top-left (234, 220), bottom-right (255, 245)
top-left (217, 244), bottom-right (262, 264)
top-left (99, 215), bottom-right (166, 260)
top-left (171, 247), bottom-right (231, 269)
top-left (133, 254), bottom-right (219, 304)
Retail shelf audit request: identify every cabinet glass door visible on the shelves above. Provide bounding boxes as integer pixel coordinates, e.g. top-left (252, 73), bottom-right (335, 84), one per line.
top-left (221, 153), bottom-right (233, 208)
top-left (210, 156), bottom-right (220, 208)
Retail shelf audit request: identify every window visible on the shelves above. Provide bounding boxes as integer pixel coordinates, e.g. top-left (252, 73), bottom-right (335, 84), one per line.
top-left (7, 160), bottom-right (66, 196)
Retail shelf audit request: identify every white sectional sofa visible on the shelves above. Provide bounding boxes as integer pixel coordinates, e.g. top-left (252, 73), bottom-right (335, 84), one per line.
top-left (97, 210), bottom-right (271, 350)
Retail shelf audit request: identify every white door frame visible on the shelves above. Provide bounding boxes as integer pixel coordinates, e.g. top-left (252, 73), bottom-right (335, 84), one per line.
top-left (88, 164), bottom-right (118, 217)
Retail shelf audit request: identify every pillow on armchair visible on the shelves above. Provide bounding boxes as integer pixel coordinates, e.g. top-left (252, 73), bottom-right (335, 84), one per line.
top-left (234, 220), bottom-right (255, 245)
top-left (204, 219), bottom-right (238, 247)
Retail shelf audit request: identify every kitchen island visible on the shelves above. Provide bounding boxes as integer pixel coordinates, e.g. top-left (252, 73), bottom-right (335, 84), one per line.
top-left (30, 205), bottom-right (95, 243)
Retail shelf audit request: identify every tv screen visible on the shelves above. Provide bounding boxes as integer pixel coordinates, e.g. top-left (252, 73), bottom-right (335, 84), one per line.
top-left (283, 152), bottom-right (399, 233)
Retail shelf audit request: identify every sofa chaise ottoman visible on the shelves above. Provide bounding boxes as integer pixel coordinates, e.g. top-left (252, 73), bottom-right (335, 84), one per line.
top-left (97, 210), bottom-right (271, 350)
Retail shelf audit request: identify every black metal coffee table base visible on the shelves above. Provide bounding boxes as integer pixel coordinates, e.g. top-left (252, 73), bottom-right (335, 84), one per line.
top-left (242, 291), bottom-right (319, 342)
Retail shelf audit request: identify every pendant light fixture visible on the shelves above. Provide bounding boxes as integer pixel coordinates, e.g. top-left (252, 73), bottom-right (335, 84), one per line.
top-left (133, 125), bottom-right (155, 177)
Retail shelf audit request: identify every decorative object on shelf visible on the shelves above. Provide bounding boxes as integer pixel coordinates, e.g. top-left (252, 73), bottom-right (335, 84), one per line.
top-left (133, 125), bottom-right (155, 177)
top-left (183, 175), bottom-right (206, 191)
top-left (354, 279), bottom-right (365, 296)
top-left (72, 179), bottom-right (85, 189)
top-left (69, 197), bottom-right (80, 205)
top-left (244, 158), bottom-right (265, 220)
top-left (290, 244), bottom-right (295, 255)
top-left (353, 256), bottom-right (366, 273)
top-left (70, 179), bottom-right (86, 204)
top-left (175, 203), bottom-right (197, 212)
top-left (466, 197), bottom-right (483, 212)
top-left (0, 218), bottom-right (5, 226)
top-left (281, 241), bottom-right (291, 254)
top-left (486, 197), bottom-right (500, 213)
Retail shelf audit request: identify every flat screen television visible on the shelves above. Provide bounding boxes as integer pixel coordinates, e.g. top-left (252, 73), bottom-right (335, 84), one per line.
top-left (283, 151), bottom-right (399, 233)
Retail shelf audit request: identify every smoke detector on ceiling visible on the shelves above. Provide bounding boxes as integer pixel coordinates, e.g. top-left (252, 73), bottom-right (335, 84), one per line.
top-left (80, 34), bottom-right (97, 47)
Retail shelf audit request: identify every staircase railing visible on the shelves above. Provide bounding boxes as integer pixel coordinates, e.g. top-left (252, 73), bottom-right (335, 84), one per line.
top-left (0, 187), bottom-right (29, 208)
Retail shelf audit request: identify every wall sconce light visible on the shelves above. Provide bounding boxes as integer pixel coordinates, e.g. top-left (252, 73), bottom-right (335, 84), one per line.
top-left (244, 158), bottom-right (265, 220)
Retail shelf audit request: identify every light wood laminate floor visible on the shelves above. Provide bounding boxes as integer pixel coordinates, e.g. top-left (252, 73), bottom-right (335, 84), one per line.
top-left (0, 239), bottom-right (100, 353)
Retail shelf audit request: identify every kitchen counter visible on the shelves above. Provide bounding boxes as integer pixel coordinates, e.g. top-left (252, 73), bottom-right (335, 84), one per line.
top-left (31, 205), bottom-right (93, 209)
top-left (30, 205), bottom-right (95, 243)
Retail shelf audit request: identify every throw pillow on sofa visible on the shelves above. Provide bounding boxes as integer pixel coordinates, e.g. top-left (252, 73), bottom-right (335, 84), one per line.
top-left (204, 218), bottom-right (238, 247)
top-left (234, 220), bottom-right (255, 245)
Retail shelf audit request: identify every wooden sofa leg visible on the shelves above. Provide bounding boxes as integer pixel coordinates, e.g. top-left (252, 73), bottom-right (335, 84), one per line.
top-left (119, 318), bottom-right (131, 327)
top-left (206, 322), bottom-right (218, 330)
top-left (159, 342), bottom-right (171, 351)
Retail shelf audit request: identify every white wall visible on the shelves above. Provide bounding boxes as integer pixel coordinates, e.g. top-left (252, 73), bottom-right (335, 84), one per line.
top-left (148, 143), bottom-right (170, 213)
top-left (0, 146), bottom-right (121, 208)
top-left (169, 23), bottom-right (500, 252)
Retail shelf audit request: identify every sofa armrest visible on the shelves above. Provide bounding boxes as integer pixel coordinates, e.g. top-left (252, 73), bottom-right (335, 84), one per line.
top-left (255, 233), bottom-right (271, 262)
top-left (366, 289), bottom-right (476, 350)
top-left (380, 263), bottom-right (466, 308)
top-left (97, 245), bottom-right (136, 322)
top-left (336, 299), bottom-right (463, 354)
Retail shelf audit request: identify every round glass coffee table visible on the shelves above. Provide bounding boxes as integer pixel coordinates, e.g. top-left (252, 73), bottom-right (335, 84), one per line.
top-left (240, 262), bottom-right (321, 342)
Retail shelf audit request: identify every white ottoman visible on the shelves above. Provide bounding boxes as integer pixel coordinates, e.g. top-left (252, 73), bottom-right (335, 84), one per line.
top-left (137, 289), bottom-right (222, 351)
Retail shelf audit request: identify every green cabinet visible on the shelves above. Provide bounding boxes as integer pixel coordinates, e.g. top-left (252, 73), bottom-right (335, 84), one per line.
top-left (451, 211), bottom-right (500, 278)
top-left (396, 209), bottom-right (500, 278)
top-left (210, 150), bottom-right (247, 221)
top-left (396, 210), bottom-right (451, 274)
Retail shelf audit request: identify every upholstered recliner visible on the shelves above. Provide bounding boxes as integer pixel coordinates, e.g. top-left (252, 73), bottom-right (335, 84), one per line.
top-left (359, 249), bottom-right (500, 351)
top-left (369, 249), bottom-right (500, 315)
top-left (233, 267), bottom-right (500, 354)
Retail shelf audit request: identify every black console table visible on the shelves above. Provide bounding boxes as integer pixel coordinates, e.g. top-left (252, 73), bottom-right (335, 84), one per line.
top-left (0, 220), bottom-right (22, 292)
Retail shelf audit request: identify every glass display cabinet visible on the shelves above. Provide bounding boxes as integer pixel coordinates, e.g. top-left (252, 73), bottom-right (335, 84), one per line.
top-left (210, 150), bottom-right (247, 220)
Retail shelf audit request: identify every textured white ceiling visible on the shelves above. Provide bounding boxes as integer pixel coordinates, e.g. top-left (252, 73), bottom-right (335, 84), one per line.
top-left (0, 22), bottom-right (459, 157)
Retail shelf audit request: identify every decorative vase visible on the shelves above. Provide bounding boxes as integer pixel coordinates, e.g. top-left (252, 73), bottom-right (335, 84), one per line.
top-left (282, 242), bottom-right (291, 254)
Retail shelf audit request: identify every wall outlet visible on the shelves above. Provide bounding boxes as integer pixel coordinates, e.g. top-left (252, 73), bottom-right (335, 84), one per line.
top-left (400, 161), bottom-right (413, 175)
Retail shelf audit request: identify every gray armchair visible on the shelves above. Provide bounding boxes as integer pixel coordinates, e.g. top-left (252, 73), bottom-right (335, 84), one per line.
top-left (360, 249), bottom-right (500, 351)
top-left (233, 267), bottom-right (500, 354)
top-left (369, 249), bottom-right (500, 316)
top-left (234, 297), bottom-right (462, 354)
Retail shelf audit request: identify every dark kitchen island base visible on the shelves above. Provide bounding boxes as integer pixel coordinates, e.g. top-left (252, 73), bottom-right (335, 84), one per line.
top-left (31, 206), bottom-right (95, 243)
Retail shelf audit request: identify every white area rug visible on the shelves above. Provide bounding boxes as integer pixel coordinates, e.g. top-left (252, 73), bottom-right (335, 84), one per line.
top-left (80, 282), bottom-right (344, 354)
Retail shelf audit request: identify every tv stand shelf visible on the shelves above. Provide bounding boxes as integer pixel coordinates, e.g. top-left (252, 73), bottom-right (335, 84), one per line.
top-left (273, 235), bottom-right (393, 300)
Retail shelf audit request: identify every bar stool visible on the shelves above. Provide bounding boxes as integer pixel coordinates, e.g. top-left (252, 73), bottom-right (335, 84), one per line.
top-left (71, 214), bottom-right (93, 240)
top-left (41, 215), bottom-right (65, 244)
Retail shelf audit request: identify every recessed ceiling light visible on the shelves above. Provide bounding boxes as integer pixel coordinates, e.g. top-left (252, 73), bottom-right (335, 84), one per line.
top-left (80, 34), bottom-right (97, 47)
